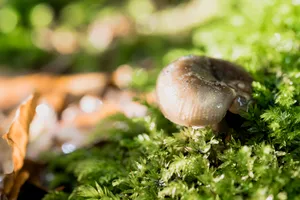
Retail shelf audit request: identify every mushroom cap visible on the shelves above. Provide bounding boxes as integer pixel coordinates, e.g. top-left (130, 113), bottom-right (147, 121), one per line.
top-left (156, 55), bottom-right (252, 127)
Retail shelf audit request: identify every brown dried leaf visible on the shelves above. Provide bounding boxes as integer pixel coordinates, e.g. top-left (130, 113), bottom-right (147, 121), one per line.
top-left (2, 93), bottom-right (39, 173)
top-left (7, 170), bottom-right (29, 200)
top-left (72, 102), bottom-right (121, 128)
top-left (0, 75), bottom-right (52, 110)
top-left (55, 73), bottom-right (109, 96)
top-left (41, 92), bottom-right (67, 113)
top-left (0, 73), bottom-right (109, 111)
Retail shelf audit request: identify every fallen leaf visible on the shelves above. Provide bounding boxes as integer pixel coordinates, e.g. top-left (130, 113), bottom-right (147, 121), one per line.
top-left (6, 170), bottom-right (29, 200)
top-left (41, 92), bottom-right (67, 113)
top-left (72, 101), bottom-right (121, 128)
top-left (0, 73), bottom-right (109, 111)
top-left (55, 73), bottom-right (109, 96)
top-left (2, 93), bottom-right (39, 174)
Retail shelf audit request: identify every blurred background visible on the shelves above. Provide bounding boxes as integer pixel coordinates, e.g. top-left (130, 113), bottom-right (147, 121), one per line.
top-left (0, 0), bottom-right (220, 75)
top-left (1, 0), bottom-right (296, 88)
top-left (0, 0), bottom-right (225, 161)
top-left (0, 0), bottom-right (298, 153)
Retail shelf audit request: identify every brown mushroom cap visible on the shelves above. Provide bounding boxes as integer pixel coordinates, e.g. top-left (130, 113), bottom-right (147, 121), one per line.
top-left (156, 55), bottom-right (252, 127)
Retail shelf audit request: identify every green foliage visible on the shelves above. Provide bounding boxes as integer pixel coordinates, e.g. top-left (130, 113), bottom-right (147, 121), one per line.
top-left (43, 0), bottom-right (300, 199)
top-left (69, 182), bottom-right (119, 200)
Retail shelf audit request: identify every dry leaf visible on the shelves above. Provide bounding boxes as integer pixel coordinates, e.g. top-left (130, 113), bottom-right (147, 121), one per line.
top-left (54, 73), bottom-right (109, 96)
top-left (72, 102), bottom-right (121, 128)
top-left (6, 170), bottom-right (29, 200)
top-left (0, 75), bottom-right (52, 110)
top-left (2, 173), bottom-right (14, 195)
top-left (1, 93), bottom-right (39, 174)
top-left (41, 92), bottom-right (67, 113)
top-left (0, 73), bottom-right (109, 111)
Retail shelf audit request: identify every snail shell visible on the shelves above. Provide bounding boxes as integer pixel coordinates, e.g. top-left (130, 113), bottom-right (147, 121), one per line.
top-left (156, 55), bottom-right (252, 127)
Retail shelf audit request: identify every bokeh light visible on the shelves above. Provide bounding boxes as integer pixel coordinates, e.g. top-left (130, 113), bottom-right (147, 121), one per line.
top-left (0, 6), bottom-right (18, 33)
top-left (30, 3), bottom-right (54, 27)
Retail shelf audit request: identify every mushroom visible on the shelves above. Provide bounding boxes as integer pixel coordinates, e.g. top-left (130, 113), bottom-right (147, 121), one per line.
top-left (156, 55), bottom-right (252, 128)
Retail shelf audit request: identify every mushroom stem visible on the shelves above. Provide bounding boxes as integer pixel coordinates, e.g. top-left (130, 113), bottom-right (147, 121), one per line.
top-left (211, 118), bottom-right (229, 135)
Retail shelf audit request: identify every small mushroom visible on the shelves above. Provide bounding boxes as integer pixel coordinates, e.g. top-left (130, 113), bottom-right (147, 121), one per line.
top-left (156, 55), bottom-right (252, 128)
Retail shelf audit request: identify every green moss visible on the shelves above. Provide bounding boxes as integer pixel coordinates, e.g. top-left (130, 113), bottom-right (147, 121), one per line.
top-left (43, 0), bottom-right (300, 199)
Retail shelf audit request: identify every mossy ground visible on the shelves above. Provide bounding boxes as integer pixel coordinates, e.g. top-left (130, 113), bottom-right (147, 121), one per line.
top-left (43, 1), bottom-right (300, 199)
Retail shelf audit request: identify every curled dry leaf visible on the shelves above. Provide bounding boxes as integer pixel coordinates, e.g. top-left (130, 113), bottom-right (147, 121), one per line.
top-left (1, 93), bottom-right (39, 175)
